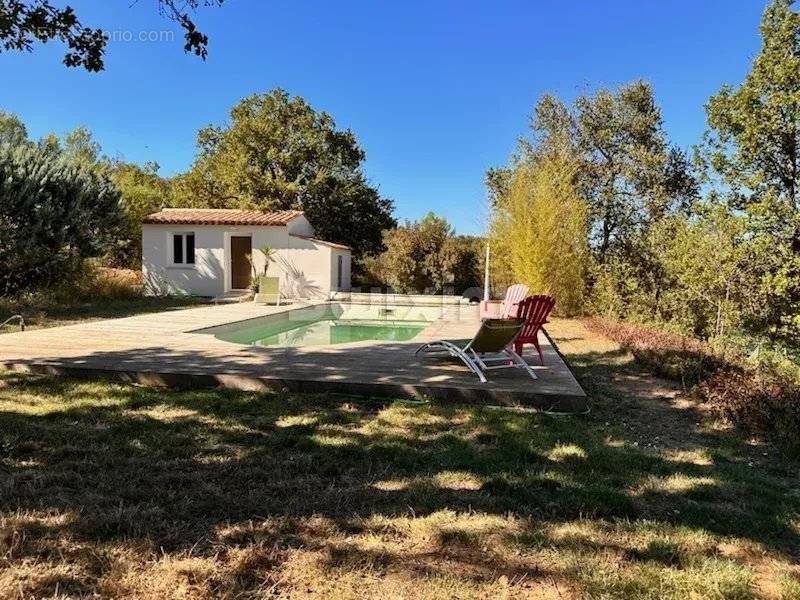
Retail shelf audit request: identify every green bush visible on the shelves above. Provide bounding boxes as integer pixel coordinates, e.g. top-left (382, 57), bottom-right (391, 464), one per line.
top-left (366, 213), bottom-right (481, 294)
top-left (2, 264), bottom-right (143, 312)
top-left (0, 143), bottom-right (125, 294)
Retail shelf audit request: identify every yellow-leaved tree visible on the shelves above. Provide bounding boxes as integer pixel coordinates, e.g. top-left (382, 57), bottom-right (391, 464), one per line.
top-left (489, 146), bottom-right (589, 316)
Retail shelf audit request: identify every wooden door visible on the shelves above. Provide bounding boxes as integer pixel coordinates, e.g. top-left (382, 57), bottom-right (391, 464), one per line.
top-left (230, 236), bottom-right (252, 290)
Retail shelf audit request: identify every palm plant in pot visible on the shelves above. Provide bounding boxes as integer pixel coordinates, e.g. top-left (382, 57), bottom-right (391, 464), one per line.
top-left (255, 245), bottom-right (281, 304)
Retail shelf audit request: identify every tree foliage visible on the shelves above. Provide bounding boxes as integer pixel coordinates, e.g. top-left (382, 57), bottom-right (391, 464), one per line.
top-left (484, 1), bottom-right (800, 345)
top-left (363, 213), bottom-right (481, 294)
top-left (489, 144), bottom-right (589, 316)
top-left (701, 0), bottom-right (800, 338)
top-left (489, 82), bottom-right (696, 319)
top-left (527, 83), bottom-right (698, 264)
top-left (172, 88), bottom-right (395, 258)
top-left (0, 142), bottom-right (125, 294)
top-left (0, 0), bottom-right (223, 71)
top-left (0, 111), bottom-right (28, 145)
top-left (109, 161), bottom-right (170, 266)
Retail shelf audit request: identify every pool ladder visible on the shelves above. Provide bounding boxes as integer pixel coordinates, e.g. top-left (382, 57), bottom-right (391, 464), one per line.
top-left (1, 314), bottom-right (25, 331)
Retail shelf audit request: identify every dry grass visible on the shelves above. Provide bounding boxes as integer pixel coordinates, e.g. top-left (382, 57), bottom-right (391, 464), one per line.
top-left (580, 317), bottom-right (800, 456)
top-left (0, 319), bottom-right (799, 598)
top-left (0, 268), bottom-right (202, 333)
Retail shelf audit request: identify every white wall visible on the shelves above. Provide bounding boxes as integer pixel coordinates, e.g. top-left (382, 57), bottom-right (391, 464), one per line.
top-left (283, 235), bottom-right (333, 299)
top-left (330, 248), bottom-right (352, 292)
top-left (143, 224), bottom-right (289, 297)
top-left (286, 215), bottom-right (314, 237)
top-left (142, 224), bottom-right (227, 296)
top-left (142, 219), bottom-right (350, 298)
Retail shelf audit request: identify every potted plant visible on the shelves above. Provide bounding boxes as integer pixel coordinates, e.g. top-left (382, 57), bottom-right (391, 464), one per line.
top-left (257, 245), bottom-right (276, 276)
top-left (245, 252), bottom-right (259, 294)
top-left (254, 245), bottom-right (282, 305)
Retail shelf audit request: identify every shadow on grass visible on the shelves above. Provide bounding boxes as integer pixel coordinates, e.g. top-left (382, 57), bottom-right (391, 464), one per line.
top-left (1, 346), bottom-right (798, 574)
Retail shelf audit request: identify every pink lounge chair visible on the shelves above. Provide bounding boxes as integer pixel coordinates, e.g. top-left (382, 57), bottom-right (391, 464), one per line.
top-left (480, 284), bottom-right (529, 320)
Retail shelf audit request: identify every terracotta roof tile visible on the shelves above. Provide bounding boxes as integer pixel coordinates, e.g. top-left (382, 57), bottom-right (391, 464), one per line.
top-left (143, 208), bottom-right (304, 226)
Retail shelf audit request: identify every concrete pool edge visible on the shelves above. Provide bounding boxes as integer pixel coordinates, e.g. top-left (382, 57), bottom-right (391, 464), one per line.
top-left (0, 359), bottom-right (589, 413)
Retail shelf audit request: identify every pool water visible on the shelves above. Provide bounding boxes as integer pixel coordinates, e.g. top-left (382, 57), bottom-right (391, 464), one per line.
top-left (196, 303), bottom-right (440, 348)
top-left (218, 318), bottom-right (429, 347)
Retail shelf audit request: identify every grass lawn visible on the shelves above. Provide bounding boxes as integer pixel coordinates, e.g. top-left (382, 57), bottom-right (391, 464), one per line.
top-left (0, 319), bottom-right (798, 599)
top-left (0, 296), bottom-right (204, 332)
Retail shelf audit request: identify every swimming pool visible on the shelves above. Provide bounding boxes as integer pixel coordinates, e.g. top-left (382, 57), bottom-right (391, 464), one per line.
top-left (195, 303), bottom-right (442, 348)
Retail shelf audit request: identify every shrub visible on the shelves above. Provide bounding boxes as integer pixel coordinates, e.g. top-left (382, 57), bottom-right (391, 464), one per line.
top-left (582, 317), bottom-right (728, 387)
top-left (489, 144), bottom-right (589, 316)
top-left (367, 214), bottom-right (481, 294)
top-left (583, 317), bottom-right (800, 455)
top-left (699, 370), bottom-right (800, 455)
top-left (1, 264), bottom-right (144, 319)
top-left (0, 143), bottom-right (126, 294)
top-left (71, 265), bottom-right (144, 301)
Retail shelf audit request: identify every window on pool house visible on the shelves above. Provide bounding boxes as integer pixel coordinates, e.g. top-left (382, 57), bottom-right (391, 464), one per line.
top-left (171, 233), bottom-right (196, 265)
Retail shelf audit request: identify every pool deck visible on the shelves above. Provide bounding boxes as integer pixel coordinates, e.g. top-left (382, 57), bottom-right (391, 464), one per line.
top-left (0, 302), bottom-right (587, 412)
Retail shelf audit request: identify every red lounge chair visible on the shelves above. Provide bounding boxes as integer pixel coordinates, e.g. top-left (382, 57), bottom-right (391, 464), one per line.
top-left (514, 295), bottom-right (556, 365)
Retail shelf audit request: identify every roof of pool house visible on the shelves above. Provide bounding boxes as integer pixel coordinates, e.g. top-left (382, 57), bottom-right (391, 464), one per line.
top-left (141, 208), bottom-right (352, 250)
top-left (142, 208), bottom-right (305, 226)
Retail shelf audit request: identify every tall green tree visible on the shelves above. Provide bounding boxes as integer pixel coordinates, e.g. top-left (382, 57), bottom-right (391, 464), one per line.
top-left (488, 82), bottom-right (697, 319)
top-left (61, 126), bottom-right (102, 166)
top-left (654, 208), bottom-right (752, 338)
top-left (702, 0), bottom-right (800, 337)
top-left (0, 143), bottom-right (125, 293)
top-left (0, 111), bottom-right (28, 145)
top-left (172, 88), bottom-right (395, 258)
top-left (574, 82), bottom-right (697, 262)
top-left (506, 83), bottom-right (697, 265)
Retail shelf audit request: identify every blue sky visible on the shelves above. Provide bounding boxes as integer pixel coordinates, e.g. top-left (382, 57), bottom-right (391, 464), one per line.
top-left (1, 0), bottom-right (765, 234)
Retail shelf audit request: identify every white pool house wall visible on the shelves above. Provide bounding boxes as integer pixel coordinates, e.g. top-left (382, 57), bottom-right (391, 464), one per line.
top-left (142, 215), bottom-right (351, 298)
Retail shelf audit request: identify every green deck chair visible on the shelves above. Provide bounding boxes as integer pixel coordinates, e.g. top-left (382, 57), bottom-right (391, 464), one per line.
top-left (258, 275), bottom-right (282, 305)
top-left (415, 318), bottom-right (537, 383)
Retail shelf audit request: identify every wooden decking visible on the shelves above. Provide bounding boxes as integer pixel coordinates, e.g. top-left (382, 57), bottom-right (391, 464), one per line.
top-left (0, 302), bottom-right (587, 412)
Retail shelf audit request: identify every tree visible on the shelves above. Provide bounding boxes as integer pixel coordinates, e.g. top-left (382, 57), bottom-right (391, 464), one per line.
top-left (443, 235), bottom-right (483, 295)
top-left (484, 166), bottom-right (513, 207)
top-left (61, 126), bottom-right (102, 166)
top-left (487, 82), bottom-right (697, 318)
top-left (365, 213), bottom-right (480, 294)
top-left (172, 88), bottom-right (396, 258)
top-left (109, 161), bottom-right (170, 266)
top-left (702, 0), bottom-right (800, 338)
top-left (652, 208), bottom-right (751, 338)
top-left (0, 143), bottom-right (125, 293)
top-left (517, 84), bottom-right (697, 264)
top-left (489, 145), bottom-right (589, 316)
top-left (0, 0), bottom-right (223, 71)
top-left (574, 82), bottom-right (697, 262)
top-left (257, 245), bottom-right (277, 275)
top-left (0, 111), bottom-right (28, 145)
